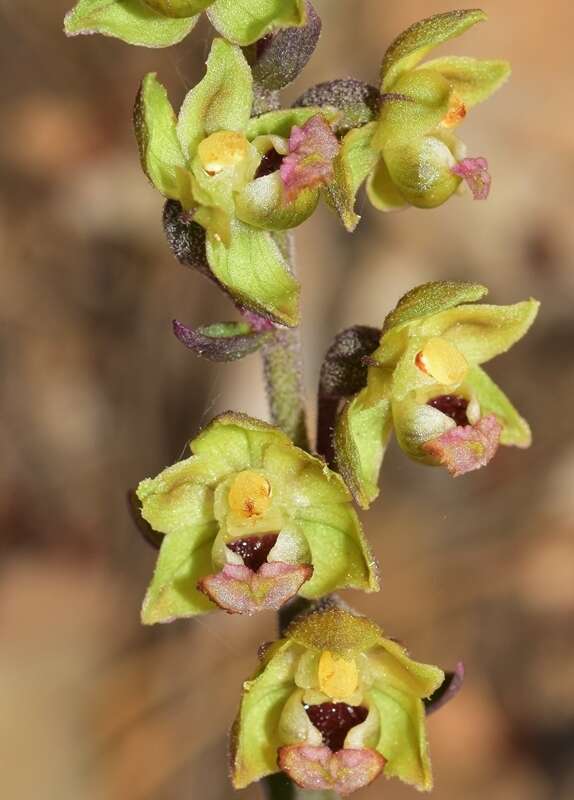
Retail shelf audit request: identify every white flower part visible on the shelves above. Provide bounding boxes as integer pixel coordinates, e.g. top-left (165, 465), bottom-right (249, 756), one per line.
top-left (268, 525), bottom-right (310, 565)
top-left (344, 703), bottom-right (380, 750)
top-left (278, 689), bottom-right (323, 747)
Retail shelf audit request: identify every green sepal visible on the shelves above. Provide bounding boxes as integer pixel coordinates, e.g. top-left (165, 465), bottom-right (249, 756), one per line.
top-left (465, 365), bottom-right (532, 447)
top-left (380, 9), bottom-right (488, 91)
top-left (325, 122), bottom-right (379, 232)
top-left (417, 299), bottom-right (540, 365)
top-left (286, 607), bottom-right (384, 655)
top-left (134, 73), bottom-right (186, 199)
top-left (142, 0), bottom-right (212, 18)
top-left (368, 686), bottom-right (432, 789)
top-left (176, 38), bottom-right (253, 160)
top-left (206, 219), bottom-right (300, 326)
top-left (207, 0), bottom-right (306, 47)
top-left (296, 504), bottom-right (379, 597)
top-left (382, 280), bottom-right (489, 334)
top-left (64, 0), bottom-right (197, 47)
top-left (366, 156), bottom-right (407, 212)
top-left (245, 107), bottom-right (336, 140)
top-left (140, 523), bottom-right (217, 623)
top-left (231, 641), bottom-right (300, 788)
top-left (193, 412), bottom-right (290, 476)
top-left (334, 367), bottom-right (393, 509)
top-left (422, 56), bottom-right (511, 108)
top-left (235, 172), bottom-right (319, 231)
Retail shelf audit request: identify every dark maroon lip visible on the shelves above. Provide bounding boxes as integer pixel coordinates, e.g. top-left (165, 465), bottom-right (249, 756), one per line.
top-left (227, 533), bottom-right (279, 573)
top-left (427, 394), bottom-right (469, 427)
top-left (305, 702), bottom-right (368, 752)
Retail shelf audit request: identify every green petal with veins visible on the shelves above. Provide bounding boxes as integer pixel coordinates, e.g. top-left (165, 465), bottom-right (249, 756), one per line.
top-left (176, 38), bottom-right (252, 159)
top-left (380, 9), bottom-right (487, 91)
top-left (208, 0), bottom-right (306, 47)
top-left (64, 0), bottom-right (197, 47)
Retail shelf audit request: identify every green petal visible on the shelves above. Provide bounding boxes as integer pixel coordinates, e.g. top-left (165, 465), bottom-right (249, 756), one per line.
top-left (192, 412), bottom-right (291, 475)
top-left (375, 71), bottom-right (452, 150)
top-left (176, 38), bottom-right (252, 160)
top-left (369, 637), bottom-right (445, 699)
top-left (245, 107), bottom-right (336, 140)
top-left (334, 368), bottom-right (393, 509)
top-left (142, 0), bottom-right (212, 18)
top-left (141, 523), bottom-right (218, 623)
top-left (137, 459), bottom-right (216, 535)
top-left (417, 299), bottom-right (540, 365)
top-left (368, 685), bottom-right (433, 790)
top-left (382, 280), bottom-right (488, 334)
top-left (295, 504), bottom-right (379, 597)
top-left (366, 156), bottom-right (407, 212)
top-left (208, 0), bottom-right (306, 47)
top-left (206, 219), bottom-right (300, 326)
top-left (380, 9), bottom-right (488, 91)
top-left (465, 365), bottom-right (532, 447)
top-left (133, 73), bottom-right (186, 198)
top-left (381, 135), bottom-right (460, 209)
top-left (232, 641), bottom-right (299, 788)
top-left (64, 0), bottom-right (197, 47)
top-left (325, 122), bottom-right (379, 232)
top-left (235, 172), bottom-right (319, 231)
top-left (262, 442), bottom-right (351, 509)
top-left (422, 56), bottom-right (511, 108)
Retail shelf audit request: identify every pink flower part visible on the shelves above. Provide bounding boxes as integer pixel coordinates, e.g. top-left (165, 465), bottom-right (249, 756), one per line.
top-left (451, 157), bottom-right (491, 200)
top-left (241, 310), bottom-right (275, 332)
top-left (280, 115), bottom-right (340, 202)
top-left (279, 745), bottom-right (385, 796)
top-left (197, 562), bottom-right (312, 615)
top-left (423, 414), bottom-right (502, 477)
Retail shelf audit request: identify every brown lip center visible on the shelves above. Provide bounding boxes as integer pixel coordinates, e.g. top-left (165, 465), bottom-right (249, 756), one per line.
top-left (305, 702), bottom-right (368, 752)
top-left (428, 394), bottom-right (469, 427)
top-left (227, 533), bottom-right (279, 572)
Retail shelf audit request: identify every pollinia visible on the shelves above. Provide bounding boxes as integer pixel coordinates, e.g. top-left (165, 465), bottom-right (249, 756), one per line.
top-left (65, 4), bottom-right (539, 796)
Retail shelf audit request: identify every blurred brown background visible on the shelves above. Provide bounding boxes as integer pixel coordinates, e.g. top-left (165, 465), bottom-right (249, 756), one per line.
top-left (1, 1), bottom-right (573, 798)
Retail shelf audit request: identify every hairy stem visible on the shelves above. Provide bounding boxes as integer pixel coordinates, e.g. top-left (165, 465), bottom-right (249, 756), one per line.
top-left (261, 324), bottom-right (309, 450)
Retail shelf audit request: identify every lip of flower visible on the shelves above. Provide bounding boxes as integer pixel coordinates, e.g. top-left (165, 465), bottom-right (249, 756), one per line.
top-left (422, 392), bottom-right (502, 476)
top-left (278, 699), bottom-right (384, 794)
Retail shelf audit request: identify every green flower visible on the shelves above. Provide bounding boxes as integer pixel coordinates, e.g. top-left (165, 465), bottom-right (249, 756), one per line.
top-left (65, 0), bottom-right (306, 49)
top-left (136, 414), bottom-right (378, 623)
top-left (329, 10), bottom-right (510, 229)
top-left (231, 606), bottom-right (444, 795)
top-left (335, 282), bottom-right (540, 508)
top-left (133, 38), bottom-right (338, 325)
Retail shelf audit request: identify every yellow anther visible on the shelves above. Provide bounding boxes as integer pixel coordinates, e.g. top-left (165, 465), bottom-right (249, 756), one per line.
top-left (197, 131), bottom-right (249, 175)
top-left (228, 470), bottom-right (272, 519)
top-left (416, 337), bottom-right (469, 385)
top-left (318, 650), bottom-right (359, 700)
top-left (441, 94), bottom-right (467, 128)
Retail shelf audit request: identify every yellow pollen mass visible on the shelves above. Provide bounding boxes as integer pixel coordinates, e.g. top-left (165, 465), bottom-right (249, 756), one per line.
top-left (197, 131), bottom-right (249, 175)
top-left (318, 650), bottom-right (359, 700)
top-left (228, 470), bottom-right (272, 519)
top-left (442, 94), bottom-right (467, 128)
top-left (416, 337), bottom-right (469, 385)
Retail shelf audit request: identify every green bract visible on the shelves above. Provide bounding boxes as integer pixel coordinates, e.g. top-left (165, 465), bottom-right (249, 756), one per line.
top-left (133, 38), bottom-right (337, 325)
top-left (335, 282), bottom-right (540, 508)
top-left (231, 607), bottom-right (444, 794)
top-left (330, 9), bottom-right (511, 228)
top-left (137, 414), bottom-right (378, 623)
top-left (65, 0), bottom-right (306, 48)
